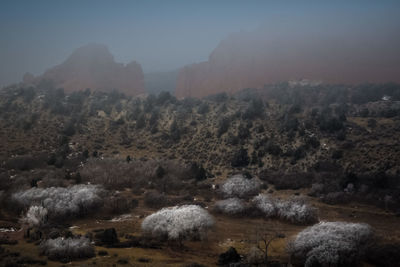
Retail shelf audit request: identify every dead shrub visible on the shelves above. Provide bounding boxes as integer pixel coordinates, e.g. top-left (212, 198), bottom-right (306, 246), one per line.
top-left (260, 171), bottom-right (313, 190)
top-left (144, 191), bottom-right (168, 208)
top-left (80, 158), bottom-right (191, 191)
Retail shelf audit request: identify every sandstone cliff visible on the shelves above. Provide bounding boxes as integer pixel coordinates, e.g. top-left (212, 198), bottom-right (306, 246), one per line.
top-left (29, 43), bottom-right (145, 96)
top-left (176, 28), bottom-right (400, 98)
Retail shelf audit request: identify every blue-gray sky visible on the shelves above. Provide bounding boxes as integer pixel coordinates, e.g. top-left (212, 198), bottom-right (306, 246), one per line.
top-left (1, 0), bottom-right (399, 87)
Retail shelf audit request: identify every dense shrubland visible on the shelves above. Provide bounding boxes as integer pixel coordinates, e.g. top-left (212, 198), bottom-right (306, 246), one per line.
top-left (80, 158), bottom-right (195, 192)
top-left (40, 237), bottom-right (95, 262)
top-left (260, 168), bottom-right (400, 213)
top-left (260, 171), bottom-right (314, 190)
top-left (288, 222), bottom-right (373, 267)
top-left (144, 190), bottom-right (169, 208)
top-left (0, 83), bottom-right (399, 265)
top-left (1, 83), bottom-right (399, 184)
top-left (141, 205), bottom-right (215, 241)
top-left (12, 184), bottom-right (106, 219)
top-left (103, 194), bottom-right (138, 214)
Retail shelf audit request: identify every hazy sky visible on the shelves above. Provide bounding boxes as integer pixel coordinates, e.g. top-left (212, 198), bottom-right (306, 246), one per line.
top-left (1, 0), bottom-right (399, 87)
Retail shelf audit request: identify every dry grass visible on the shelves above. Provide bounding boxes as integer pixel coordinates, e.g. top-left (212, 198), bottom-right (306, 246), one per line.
top-left (17, 190), bottom-right (395, 266)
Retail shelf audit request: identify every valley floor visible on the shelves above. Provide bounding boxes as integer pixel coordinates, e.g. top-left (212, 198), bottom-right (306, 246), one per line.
top-left (2, 189), bottom-right (399, 266)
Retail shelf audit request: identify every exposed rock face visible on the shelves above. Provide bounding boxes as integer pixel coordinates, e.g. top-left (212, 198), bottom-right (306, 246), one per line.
top-left (176, 27), bottom-right (400, 98)
top-left (30, 44), bottom-right (145, 96)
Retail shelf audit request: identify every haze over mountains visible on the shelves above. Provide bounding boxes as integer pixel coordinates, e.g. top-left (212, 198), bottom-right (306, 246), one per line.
top-left (2, 1), bottom-right (400, 98)
top-left (14, 25), bottom-right (400, 98)
top-left (7, 21), bottom-right (399, 99)
top-left (22, 44), bottom-right (145, 96)
top-left (176, 25), bottom-right (400, 98)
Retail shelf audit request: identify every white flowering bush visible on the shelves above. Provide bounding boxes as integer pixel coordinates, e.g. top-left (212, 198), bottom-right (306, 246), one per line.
top-left (141, 205), bottom-right (215, 241)
top-left (251, 195), bottom-right (318, 224)
top-left (251, 194), bottom-right (277, 217)
top-left (214, 198), bottom-right (246, 215)
top-left (21, 205), bottom-right (48, 227)
top-left (12, 185), bottom-right (105, 219)
top-left (288, 222), bottom-right (373, 267)
top-left (276, 197), bottom-right (318, 224)
top-left (40, 237), bottom-right (95, 261)
top-left (221, 174), bottom-right (260, 198)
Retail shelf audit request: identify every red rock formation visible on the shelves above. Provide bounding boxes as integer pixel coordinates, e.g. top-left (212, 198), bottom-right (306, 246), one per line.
top-left (31, 44), bottom-right (145, 96)
top-left (176, 28), bottom-right (400, 98)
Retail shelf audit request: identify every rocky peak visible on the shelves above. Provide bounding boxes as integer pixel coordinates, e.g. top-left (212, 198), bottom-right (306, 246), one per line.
top-left (28, 43), bottom-right (145, 96)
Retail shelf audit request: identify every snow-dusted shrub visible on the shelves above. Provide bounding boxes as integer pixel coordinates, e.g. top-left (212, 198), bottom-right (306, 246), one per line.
top-left (251, 195), bottom-right (318, 224)
top-left (141, 205), bottom-right (214, 241)
top-left (40, 237), bottom-right (95, 261)
top-left (214, 198), bottom-right (246, 215)
top-left (21, 205), bottom-right (48, 227)
top-left (251, 194), bottom-right (277, 217)
top-left (288, 222), bottom-right (373, 267)
top-left (276, 197), bottom-right (318, 224)
top-left (12, 184), bottom-right (106, 219)
top-left (221, 174), bottom-right (260, 198)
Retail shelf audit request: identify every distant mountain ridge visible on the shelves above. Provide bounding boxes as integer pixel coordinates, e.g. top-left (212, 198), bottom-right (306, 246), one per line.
top-left (176, 27), bottom-right (400, 98)
top-left (23, 43), bottom-right (145, 96)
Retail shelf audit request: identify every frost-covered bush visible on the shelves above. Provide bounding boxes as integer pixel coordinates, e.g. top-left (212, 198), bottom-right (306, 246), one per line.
top-left (288, 222), bottom-right (373, 267)
top-left (221, 174), bottom-right (260, 198)
top-left (251, 194), bottom-right (277, 217)
top-left (12, 184), bottom-right (105, 219)
top-left (141, 205), bottom-right (214, 241)
top-left (21, 205), bottom-right (48, 227)
top-left (276, 197), bottom-right (318, 224)
top-left (214, 198), bottom-right (246, 215)
top-left (251, 195), bottom-right (318, 224)
top-left (40, 237), bottom-right (95, 261)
